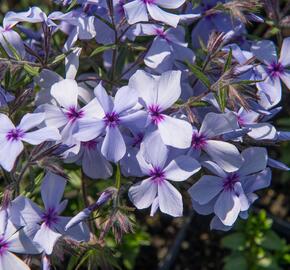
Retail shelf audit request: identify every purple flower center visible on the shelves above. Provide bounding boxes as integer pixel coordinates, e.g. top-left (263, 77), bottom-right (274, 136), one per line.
top-left (82, 140), bottom-right (98, 150)
top-left (0, 237), bottom-right (9, 256)
top-left (104, 112), bottom-right (120, 128)
top-left (6, 128), bottom-right (24, 142)
top-left (66, 107), bottom-right (84, 122)
top-left (191, 132), bottom-right (207, 150)
top-left (150, 167), bottom-right (165, 184)
top-left (267, 62), bottom-right (284, 78)
top-left (148, 104), bottom-right (164, 125)
top-left (143, 0), bottom-right (155, 4)
top-left (155, 29), bottom-right (168, 41)
top-left (222, 173), bottom-right (240, 191)
top-left (41, 208), bottom-right (59, 228)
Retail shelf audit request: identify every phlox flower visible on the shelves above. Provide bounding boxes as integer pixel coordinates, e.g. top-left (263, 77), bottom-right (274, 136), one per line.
top-left (10, 172), bottom-right (90, 255)
top-left (251, 38), bottom-right (290, 108)
top-left (74, 83), bottom-right (147, 162)
top-left (188, 147), bottom-right (271, 229)
top-left (129, 70), bottom-right (193, 149)
top-left (129, 132), bottom-right (201, 217)
top-left (0, 113), bottom-right (60, 171)
top-left (189, 112), bottom-right (243, 172)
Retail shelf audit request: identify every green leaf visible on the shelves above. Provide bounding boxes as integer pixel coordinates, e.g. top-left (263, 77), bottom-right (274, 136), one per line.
top-left (186, 62), bottom-right (211, 89)
top-left (51, 53), bottom-right (67, 65)
top-left (90, 44), bottom-right (116, 57)
top-left (24, 64), bottom-right (40, 76)
top-left (222, 232), bottom-right (246, 250)
top-left (224, 254), bottom-right (247, 270)
top-left (215, 86), bottom-right (228, 112)
top-left (260, 231), bottom-right (285, 251)
top-left (224, 48), bottom-right (232, 72)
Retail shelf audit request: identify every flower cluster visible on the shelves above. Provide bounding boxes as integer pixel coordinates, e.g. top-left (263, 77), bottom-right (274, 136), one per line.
top-left (0, 0), bottom-right (289, 268)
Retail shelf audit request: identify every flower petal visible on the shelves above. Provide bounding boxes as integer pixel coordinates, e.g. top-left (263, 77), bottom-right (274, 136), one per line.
top-left (158, 115), bottom-right (192, 149)
top-left (279, 37), bottom-right (290, 66)
top-left (113, 86), bottom-right (138, 114)
top-left (158, 180), bottom-right (183, 217)
top-left (155, 0), bottom-right (185, 9)
top-left (124, 0), bottom-right (148, 25)
top-left (129, 178), bottom-right (157, 209)
top-left (238, 147), bottom-right (267, 176)
top-left (41, 172), bottom-right (67, 210)
top-left (0, 140), bottom-right (24, 172)
top-left (214, 191), bottom-right (241, 226)
top-left (147, 3), bottom-right (180, 28)
top-left (22, 127), bottom-right (61, 145)
top-left (51, 79), bottom-right (79, 109)
top-left (101, 127), bottom-right (126, 163)
top-left (164, 155), bottom-right (201, 181)
top-left (251, 40), bottom-right (277, 65)
top-left (204, 140), bottom-right (243, 173)
top-left (94, 83), bottom-right (114, 113)
top-left (0, 251), bottom-right (30, 270)
top-left (188, 175), bottom-right (223, 205)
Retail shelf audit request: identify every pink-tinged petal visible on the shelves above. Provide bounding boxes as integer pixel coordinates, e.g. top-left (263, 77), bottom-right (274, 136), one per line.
top-left (210, 216), bottom-right (232, 231)
top-left (164, 156), bottom-right (201, 181)
top-left (279, 37), bottom-right (290, 66)
top-left (251, 40), bottom-right (277, 65)
top-left (65, 47), bottom-right (81, 80)
top-left (0, 251), bottom-right (30, 270)
top-left (246, 123), bottom-right (277, 140)
top-left (7, 221), bottom-right (42, 255)
top-left (129, 178), bottom-right (157, 209)
top-left (41, 172), bottom-right (67, 210)
top-left (94, 83), bottom-right (114, 113)
top-left (10, 196), bottom-right (42, 226)
top-left (214, 190), bottom-right (241, 226)
top-left (113, 86), bottom-right (138, 114)
top-left (257, 77), bottom-right (281, 108)
top-left (22, 127), bottom-right (61, 145)
top-left (155, 0), bottom-right (185, 9)
top-left (74, 118), bottom-right (105, 142)
top-left (0, 30), bottom-right (25, 59)
top-left (144, 38), bottom-right (172, 70)
top-left (51, 79), bottom-right (79, 109)
top-left (158, 115), bottom-right (193, 149)
top-left (140, 130), bottom-right (168, 168)
top-left (0, 140), bottom-right (24, 172)
top-left (238, 147), bottom-right (267, 176)
top-left (156, 70), bottom-right (181, 110)
top-left (124, 0), bottom-right (148, 24)
top-left (158, 180), bottom-right (183, 217)
top-left (17, 113), bottom-right (45, 131)
top-left (147, 4), bottom-right (180, 28)
top-left (188, 175), bottom-right (223, 205)
top-left (280, 71), bottom-right (290, 89)
top-left (150, 197), bottom-right (159, 216)
top-left (129, 70), bottom-right (157, 106)
top-left (242, 168), bottom-right (271, 193)
top-left (101, 127), bottom-right (126, 162)
top-left (33, 224), bottom-right (61, 255)
top-left (204, 140), bottom-right (243, 173)
top-left (41, 104), bottom-right (67, 128)
top-left (199, 112), bottom-right (238, 138)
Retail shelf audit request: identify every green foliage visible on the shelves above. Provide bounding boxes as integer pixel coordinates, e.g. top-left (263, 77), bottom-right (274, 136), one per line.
top-left (222, 210), bottom-right (290, 270)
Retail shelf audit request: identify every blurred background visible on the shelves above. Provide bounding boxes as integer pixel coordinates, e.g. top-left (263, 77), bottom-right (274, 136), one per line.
top-left (1, 0), bottom-right (290, 269)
